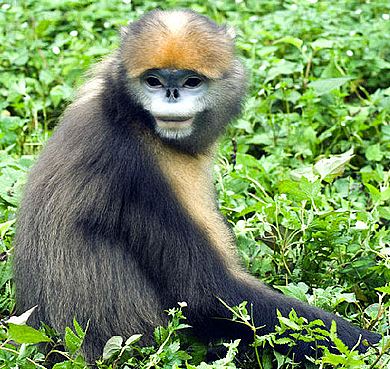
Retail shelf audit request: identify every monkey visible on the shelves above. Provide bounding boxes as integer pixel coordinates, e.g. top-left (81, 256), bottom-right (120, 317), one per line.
top-left (13, 9), bottom-right (380, 364)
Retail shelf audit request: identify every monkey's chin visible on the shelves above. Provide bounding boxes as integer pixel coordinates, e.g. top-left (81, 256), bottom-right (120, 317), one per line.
top-left (154, 117), bottom-right (194, 130)
top-left (154, 117), bottom-right (194, 139)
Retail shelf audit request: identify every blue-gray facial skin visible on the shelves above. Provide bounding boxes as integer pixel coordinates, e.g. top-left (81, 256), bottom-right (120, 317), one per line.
top-left (139, 69), bottom-right (208, 139)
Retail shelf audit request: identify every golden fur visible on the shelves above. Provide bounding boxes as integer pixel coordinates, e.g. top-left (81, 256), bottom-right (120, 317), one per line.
top-left (148, 135), bottom-right (246, 278)
top-left (121, 10), bottom-right (235, 79)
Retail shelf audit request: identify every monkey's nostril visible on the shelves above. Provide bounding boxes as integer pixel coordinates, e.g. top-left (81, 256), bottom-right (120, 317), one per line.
top-left (166, 88), bottom-right (179, 100)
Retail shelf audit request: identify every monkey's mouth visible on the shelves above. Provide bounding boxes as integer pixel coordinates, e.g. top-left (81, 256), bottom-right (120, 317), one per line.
top-left (154, 117), bottom-right (194, 130)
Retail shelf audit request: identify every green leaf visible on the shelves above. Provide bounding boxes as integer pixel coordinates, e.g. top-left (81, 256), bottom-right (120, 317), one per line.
top-left (378, 206), bottom-right (390, 219)
top-left (50, 85), bottom-right (64, 108)
top-left (0, 258), bottom-right (12, 291)
top-left (39, 69), bottom-right (55, 86)
top-left (365, 143), bottom-right (383, 162)
top-left (321, 352), bottom-right (347, 365)
top-left (308, 77), bottom-right (353, 95)
top-left (274, 36), bottom-right (303, 50)
top-left (376, 285), bottom-right (390, 294)
top-left (277, 317), bottom-right (301, 330)
top-left (124, 333), bottom-right (142, 346)
top-left (65, 326), bottom-right (83, 353)
top-left (311, 38), bottom-right (335, 50)
top-left (321, 59), bottom-right (345, 78)
top-left (299, 176), bottom-right (321, 200)
top-left (72, 318), bottom-right (86, 339)
top-left (289, 166), bottom-right (316, 182)
top-left (379, 187), bottom-right (390, 201)
top-left (52, 362), bottom-right (71, 369)
top-left (264, 60), bottom-right (302, 83)
top-left (274, 283), bottom-right (309, 302)
top-left (103, 336), bottom-right (123, 361)
top-left (7, 323), bottom-right (51, 344)
top-left (246, 133), bottom-right (273, 146)
top-left (313, 150), bottom-right (354, 183)
top-left (278, 179), bottom-right (300, 194)
top-left (364, 303), bottom-right (380, 319)
top-left (0, 167), bottom-right (26, 206)
top-left (0, 219), bottom-right (15, 238)
top-left (236, 152), bottom-right (262, 168)
top-left (365, 183), bottom-right (381, 202)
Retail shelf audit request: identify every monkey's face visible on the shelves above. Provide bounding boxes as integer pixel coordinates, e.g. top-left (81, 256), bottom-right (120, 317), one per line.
top-left (135, 68), bottom-right (209, 140)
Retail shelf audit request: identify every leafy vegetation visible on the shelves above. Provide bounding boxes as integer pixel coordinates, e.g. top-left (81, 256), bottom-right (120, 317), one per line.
top-left (0, 0), bottom-right (390, 367)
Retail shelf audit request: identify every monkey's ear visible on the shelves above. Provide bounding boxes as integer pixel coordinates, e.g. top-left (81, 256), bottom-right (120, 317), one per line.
top-left (226, 27), bottom-right (237, 41)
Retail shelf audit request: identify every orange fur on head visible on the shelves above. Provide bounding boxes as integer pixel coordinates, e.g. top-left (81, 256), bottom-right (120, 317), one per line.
top-left (121, 10), bottom-right (236, 79)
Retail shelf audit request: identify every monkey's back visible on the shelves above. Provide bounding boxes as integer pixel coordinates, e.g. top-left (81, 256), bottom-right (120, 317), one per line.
top-left (14, 91), bottom-right (172, 358)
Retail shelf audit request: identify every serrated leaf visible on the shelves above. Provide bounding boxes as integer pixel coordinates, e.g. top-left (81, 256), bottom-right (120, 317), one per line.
top-left (308, 319), bottom-right (326, 328)
top-left (322, 352), bottom-right (347, 365)
top-left (65, 326), bottom-right (83, 353)
top-left (274, 337), bottom-right (293, 345)
top-left (7, 323), bottom-right (51, 344)
top-left (376, 285), bottom-right (390, 293)
top-left (72, 318), bottom-right (86, 339)
top-left (103, 336), bottom-right (123, 361)
top-left (299, 176), bottom-right (321, 199)
top-left (167, 340), bottom-right (180, 354)
top-left (277, 317), bottom-right (301, 330)
top-left (296, 335), bottom-right (316, 342)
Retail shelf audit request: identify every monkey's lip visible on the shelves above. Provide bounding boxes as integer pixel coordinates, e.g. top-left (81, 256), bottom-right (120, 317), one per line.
top-left (155, 117), bottom-right (194, 130)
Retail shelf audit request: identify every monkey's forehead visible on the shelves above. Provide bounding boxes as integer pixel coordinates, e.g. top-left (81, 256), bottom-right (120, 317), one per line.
top-left (120, 9), bottom-right (236, 79)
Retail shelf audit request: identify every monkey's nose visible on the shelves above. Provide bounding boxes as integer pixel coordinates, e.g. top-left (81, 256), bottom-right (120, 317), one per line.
top-left (166, 88), bottom-right (179, 101)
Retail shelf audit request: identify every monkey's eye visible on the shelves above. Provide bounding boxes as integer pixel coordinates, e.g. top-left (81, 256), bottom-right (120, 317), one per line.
top-left (183, 77), bottom-right (203, 88)
top-left (145, 76), bottom-right (163, 88)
